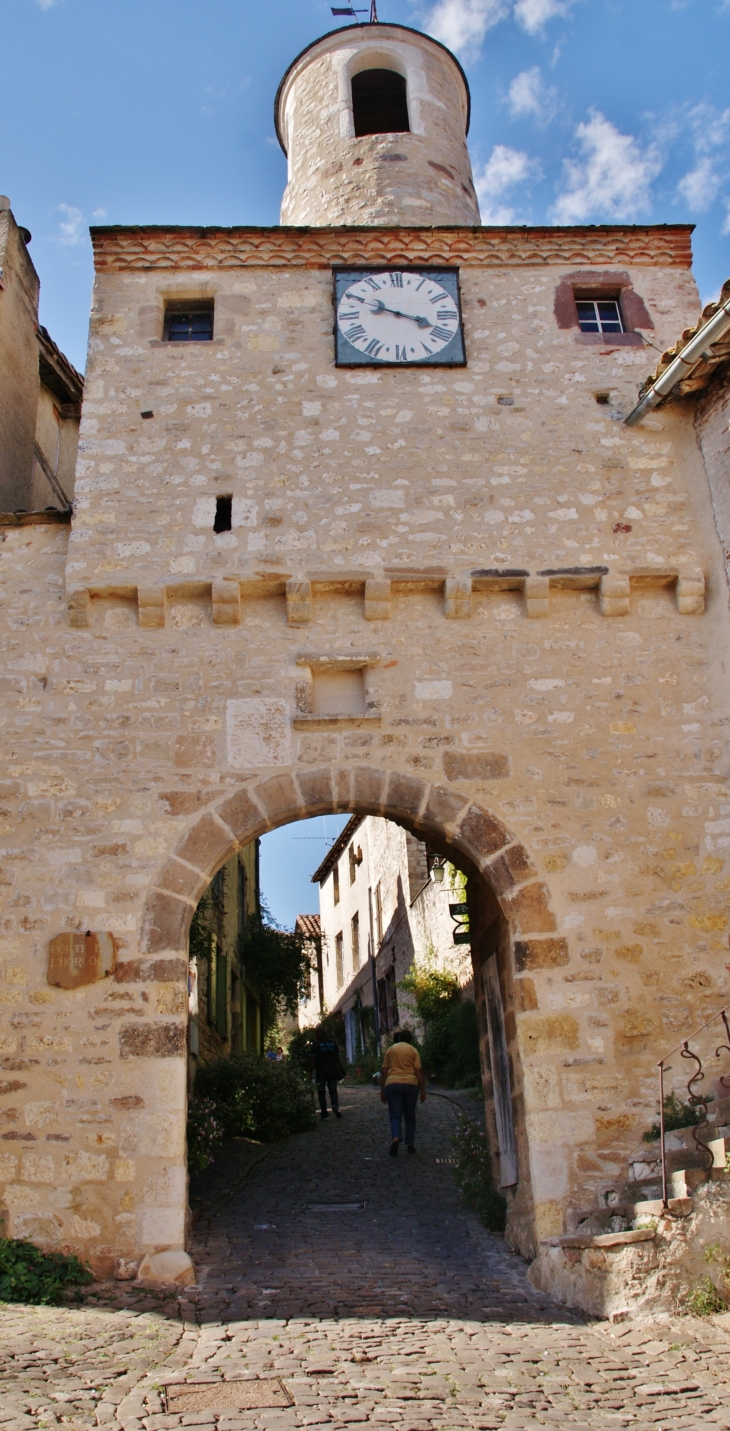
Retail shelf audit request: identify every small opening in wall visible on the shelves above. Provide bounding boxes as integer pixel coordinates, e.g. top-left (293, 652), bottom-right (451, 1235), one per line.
top-left (214, 496), bottom-right (233, 533)
top-left (352, 69), bottom-right (409, 137)
top-left (595, 391), bottom-right (611, 405)
top-left (164, 300), bottom-right (214, 343)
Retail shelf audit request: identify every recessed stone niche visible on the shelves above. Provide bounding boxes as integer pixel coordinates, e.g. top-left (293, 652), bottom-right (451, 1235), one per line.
top-left (312, 669), bottom-right (365, 717)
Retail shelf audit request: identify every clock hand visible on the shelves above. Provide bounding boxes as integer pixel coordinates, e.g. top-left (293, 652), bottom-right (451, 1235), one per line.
top-left (367, 299), bottom-right (432, 329)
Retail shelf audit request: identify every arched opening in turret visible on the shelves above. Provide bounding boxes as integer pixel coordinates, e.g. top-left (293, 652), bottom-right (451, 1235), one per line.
top-left (352, 68), bottom-right (410, 137)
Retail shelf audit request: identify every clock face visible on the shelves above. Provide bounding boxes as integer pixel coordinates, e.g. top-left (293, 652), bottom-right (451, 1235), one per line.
top-left (334, 268), bottom-right (465, 367)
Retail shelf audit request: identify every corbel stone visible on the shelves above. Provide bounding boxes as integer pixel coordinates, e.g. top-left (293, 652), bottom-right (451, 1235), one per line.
top-left (286, 578), bottom-right (311, 626)
top-left (600, 573), bottom-right (630, 617)
top-left (67, 587), bottom-right (91, 628)
top-left (525, 576), bottom-right (550, 619)
top-left (444, 576), bottom-right (472, 619)
top-left (677, 569), bottom-right (705, 615)
top-left (138, 586), bottom-right (168, 629)
top-left (364, 578), bottom-right (391, 621)
top-left (212, 579), bottom-right (241, 626)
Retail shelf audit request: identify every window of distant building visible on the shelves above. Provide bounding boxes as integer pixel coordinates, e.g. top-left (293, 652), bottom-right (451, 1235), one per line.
top-left (335, 932), bottom-right (344, 987)
top-left (351, 69), bottom-right (409, 137)
top-left (349, 844), bottom-right (357, 885)
top-left (164, 301), bottom-right (214, 342)
top-left (351, 911), bottom-right (360, 972)
top-left (333, 863), bottom-right (340, 906)
top-left (575, 299), bottom-right (623, 335)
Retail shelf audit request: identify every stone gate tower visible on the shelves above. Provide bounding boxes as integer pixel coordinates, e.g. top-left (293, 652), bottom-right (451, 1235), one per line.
top-left (1, 18), bottom-right (728, 1315)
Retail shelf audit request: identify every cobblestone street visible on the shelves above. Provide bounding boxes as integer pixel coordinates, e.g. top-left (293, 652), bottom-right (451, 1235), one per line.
top-left (3, 1087), bottom-right (730, 1431)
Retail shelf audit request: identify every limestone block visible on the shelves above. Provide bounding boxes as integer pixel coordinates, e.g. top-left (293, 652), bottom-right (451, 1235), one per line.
top-left (139, 1206), bottom-right (186, 1247)
top-left (137, 1247), bottom-right (196, 1285)
top-left (513, 936), bottom-right (569, 971)
top-left (286, 578), bottom-right (311, 626)
top-left (120, 1112), bottom-right (185, 1159)
top-left (226, 698), bottom-right (291, 769)
top-left (444, 576), bottom-right (472, 619)
top-left (677, 569), bottom-right (705, 614)
top-left (443, 751), bottom-right (510, 782)
top-left (525, 576), bottom-right (549, 618)
top-left (364, 578), bottom-right (391, 621)
top-left (119, 1022), bottom-right (186, 1059)
top-left (138, 586), bottom-right (167, 628)
top-left (212, 579), bottom-right (241, 626)
top-left (67, 587), bottom-right (91, 627)
top-left (600, 573), bottom-right (630, 617)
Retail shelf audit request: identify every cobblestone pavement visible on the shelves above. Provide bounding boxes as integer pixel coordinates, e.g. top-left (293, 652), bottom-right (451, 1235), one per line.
top-left (3, 1087), bottom-right (730, 1431)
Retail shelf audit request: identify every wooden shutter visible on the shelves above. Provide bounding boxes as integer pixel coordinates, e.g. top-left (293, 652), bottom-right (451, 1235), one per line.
top-left (482, 954), bottom-right (518, 1188)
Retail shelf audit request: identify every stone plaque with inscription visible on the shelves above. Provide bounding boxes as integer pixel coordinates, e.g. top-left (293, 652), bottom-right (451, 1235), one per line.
top-left (48, 931), bottom-right (117, 989)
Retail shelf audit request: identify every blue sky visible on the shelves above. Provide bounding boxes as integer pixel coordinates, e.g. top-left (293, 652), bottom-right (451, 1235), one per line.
top-left (2, 0), bottom-right (728, 373)
top-left (260, 816), bottom-right (350, 930)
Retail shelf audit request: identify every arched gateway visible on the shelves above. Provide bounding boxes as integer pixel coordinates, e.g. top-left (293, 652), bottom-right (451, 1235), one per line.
top-left (1, 19), bottom-right (728, 1311)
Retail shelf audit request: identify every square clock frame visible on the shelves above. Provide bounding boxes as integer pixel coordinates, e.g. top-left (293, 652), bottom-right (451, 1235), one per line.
top-left (334, 267), bottom-right (466, 368)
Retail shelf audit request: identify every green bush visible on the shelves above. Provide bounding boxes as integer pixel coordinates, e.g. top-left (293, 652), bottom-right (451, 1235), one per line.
top-left (422, 999), bottom-right (481, 1088)
top-left (451, 1112), bottom-right (506, 1233)
top-left (287, 1011), bottom-right (346, 1075)
top-left (187, 1095), bottom-right (225, 1174)
top-left (399, 961), bottom-right (481, 1088)
top-left (195, 1052), bottom-right (317, 1143)
top-left (0, 1238), bottom-right (92, 1305)
top-left (643, 1091), bottom-right (701, 1143)
top-left (685, 1277), bottom-right (727, 1316)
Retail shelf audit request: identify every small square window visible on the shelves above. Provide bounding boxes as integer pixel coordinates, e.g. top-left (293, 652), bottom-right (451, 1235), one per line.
top-left (576, 299), bottom-right (623, 335)
top-left (164, 303), bottom-right (214, 342)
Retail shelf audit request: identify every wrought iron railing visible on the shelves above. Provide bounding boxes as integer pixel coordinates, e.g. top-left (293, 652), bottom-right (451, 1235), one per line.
top-left (657, 1003), bottom-right (730, 1208)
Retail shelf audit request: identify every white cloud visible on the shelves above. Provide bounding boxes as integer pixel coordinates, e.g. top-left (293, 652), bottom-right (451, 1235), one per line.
top-left (551, 110), bottom-right (662, 223)
top-left (676, 104), bottom-right (730, 214)
top-left (57, 204), bottom-right (85, 246)
top-left (507, 66), bottom-right (558, 122)
top-left (425, 0), bottom-right (509, 55)
top-left (475, 144), bottom-right (536, 223)
top-left (36, 0), bottom-right (56, 8)
top-left (423, 0), bottom-right (576, 56)
top-left (723, 200), bottom-right (730, 236)
top-left (678, 156), bottom-right (721, 212)
top-left (514, 0), bottom-right (575, 32)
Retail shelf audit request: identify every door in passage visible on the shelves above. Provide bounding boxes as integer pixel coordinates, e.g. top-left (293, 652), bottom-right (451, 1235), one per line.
top-left (482, 953), bottom-right (518, 1188)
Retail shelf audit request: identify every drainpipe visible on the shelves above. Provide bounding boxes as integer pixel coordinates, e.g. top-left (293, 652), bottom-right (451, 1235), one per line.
top-left (625, 291), bottom-right (730, 426)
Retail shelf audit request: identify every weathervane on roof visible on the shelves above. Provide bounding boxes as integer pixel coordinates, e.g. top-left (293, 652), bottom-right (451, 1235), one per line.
top-left (331, 0), bottom-right (378, 21)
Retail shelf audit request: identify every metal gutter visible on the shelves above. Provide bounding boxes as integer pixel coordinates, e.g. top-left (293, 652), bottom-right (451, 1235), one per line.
top-left (625, 290), bottom-right (730, 426)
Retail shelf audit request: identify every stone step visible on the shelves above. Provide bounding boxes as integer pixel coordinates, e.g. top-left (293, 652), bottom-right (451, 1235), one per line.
top-left (568, 1195), bottom-right (694, 1236)
top-left (628, 1147), bottom-right (712, 1179)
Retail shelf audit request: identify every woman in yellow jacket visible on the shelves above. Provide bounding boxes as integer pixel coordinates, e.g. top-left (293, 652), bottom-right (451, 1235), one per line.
top-left (380, 1028), bottom-right (426, 1157)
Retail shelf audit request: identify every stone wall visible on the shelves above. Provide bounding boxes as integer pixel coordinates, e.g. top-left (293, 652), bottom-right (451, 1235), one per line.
top-left (0, 206), bottom-right (40, 512)
top-left (2, 222), bottom-right (730, 1279)
top-left (696, 369), bottom-right (730, 594)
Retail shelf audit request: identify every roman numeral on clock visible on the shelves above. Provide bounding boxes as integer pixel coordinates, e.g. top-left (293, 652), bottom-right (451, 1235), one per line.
top-left (430, 326), bottom-right (454, 345)
top-left (429, 291), bottom-right (448, 305)
top-left (364, 338), bottom-right (383, 357)
top-left (389, 273), bottom-right (404, 287)
top-left (363, 277), bottom-right (381, 290)
top-left (395, 345), bottom-right (408, 361)
top-left (345, 324), bottom-right (367, 342)
top-left (437, 309), bottom-right (457, 322)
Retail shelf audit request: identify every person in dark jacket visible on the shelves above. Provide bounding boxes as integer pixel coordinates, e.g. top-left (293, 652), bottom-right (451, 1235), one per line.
top-left (310, 1025), bottom-right (344, 1121)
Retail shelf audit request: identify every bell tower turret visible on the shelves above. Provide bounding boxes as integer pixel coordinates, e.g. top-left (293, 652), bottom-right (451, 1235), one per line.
top-left (275, 23), bottom-right (480, 227)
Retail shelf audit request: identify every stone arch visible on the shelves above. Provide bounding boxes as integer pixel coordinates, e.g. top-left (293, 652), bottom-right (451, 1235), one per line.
top-left (139, 763), bottom-right (563, 1256)
top-left (141, 765), bottom-right (560, 967)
